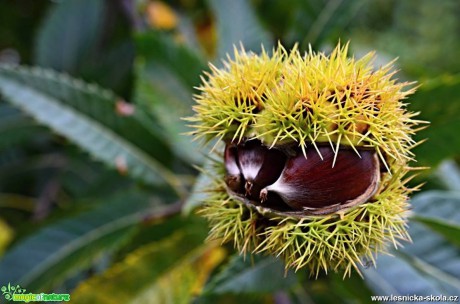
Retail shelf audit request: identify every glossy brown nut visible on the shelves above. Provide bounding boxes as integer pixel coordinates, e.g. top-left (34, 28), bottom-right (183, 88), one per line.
top-left (224, 144), bottom-right (244, 193)
top-left (235, 140), bottom-right (286, 200)
top-left (260, 146), bottom-right (380, 211)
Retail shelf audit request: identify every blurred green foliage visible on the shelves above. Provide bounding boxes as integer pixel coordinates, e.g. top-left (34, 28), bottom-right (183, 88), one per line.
top-left (0, 0), bottom-right (459, 303)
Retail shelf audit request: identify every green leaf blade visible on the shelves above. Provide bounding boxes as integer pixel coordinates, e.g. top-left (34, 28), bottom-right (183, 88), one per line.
top-left (0, 65), bottom-right (184, 194)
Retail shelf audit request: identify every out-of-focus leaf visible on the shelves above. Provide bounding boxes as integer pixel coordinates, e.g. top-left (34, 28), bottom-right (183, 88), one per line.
top-left (135, 31), bottom-right (206, 164)
top-left (136, 31), bottom-right (206, 90)
top-left (203, 254), bottom-right (297, 295)
top-left (411, 191), bottom-right (460, 247)
top-left (362, 254), bottom-right (453, 297)
top-left (0, 65), bottom-right (185, 195)
top-left (0, 192), bottom-right (168, 291)
top-left (409, 74), bottom-right (460, 167)
top-left (0, 218), bottom-right (13, 256)
top-left (363, 191), bottom-right (460, 296)
top-left (208, 0), bottom-right (272, 59)
top-left (34, 0), bottom-right (134, 95)
top-left (400, 222), bottom-right (460, 295)
top-left (35, 0), bottom-right (104, 73)
top-left (435, 160), bottom-right (460, 191)
top-left (413, 218), bottom-right (460, 247)
top-left (72, 230), bottom-right (225, 303)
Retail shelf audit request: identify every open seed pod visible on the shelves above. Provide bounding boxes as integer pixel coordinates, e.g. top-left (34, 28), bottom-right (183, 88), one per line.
top-left (188, 42), bottom-right (425, 276)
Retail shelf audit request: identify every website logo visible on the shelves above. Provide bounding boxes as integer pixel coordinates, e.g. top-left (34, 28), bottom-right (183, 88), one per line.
top-left (1, 283), bottom-right (70, 302)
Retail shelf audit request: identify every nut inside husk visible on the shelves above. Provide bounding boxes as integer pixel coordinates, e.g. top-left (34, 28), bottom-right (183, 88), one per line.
top-left (189, 42), bottom-right (424, 276)
top-left (224, 140), bottom-right (381, 216)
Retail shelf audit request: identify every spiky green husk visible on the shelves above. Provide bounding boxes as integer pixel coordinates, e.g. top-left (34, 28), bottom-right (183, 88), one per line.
top-left (189, 46), bottom-right (285, 144)
top-left (190, 42), bottom-right (423, 276)
top-left (188, 43), bottom-right (423, 167)
top-left (200, 164), bottom-right (412, 277)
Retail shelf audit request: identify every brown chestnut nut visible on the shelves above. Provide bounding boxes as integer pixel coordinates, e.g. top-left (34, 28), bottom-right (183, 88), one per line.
top-left (260, 146), bottom-right (380, 211)
top-left (237, 140), bottom-right (286, 199)
top-left (224, 144), bottom-right (244, 193)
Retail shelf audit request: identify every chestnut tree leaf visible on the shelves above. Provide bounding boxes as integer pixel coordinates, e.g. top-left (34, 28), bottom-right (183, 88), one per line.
top-left (0, 64), bottom-right (184, 194)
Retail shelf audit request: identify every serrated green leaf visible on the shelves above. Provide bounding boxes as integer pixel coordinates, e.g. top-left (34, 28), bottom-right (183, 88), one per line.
top-left (72, 229), bottom-right (224, 304)
top-left (409, 74), bottom-right (460, 167)
top-left (0, 192), bottom-right (166, 291)
top-left (208, 0), bottom-right (272, 59)
top-left (204, 254), bottom-right (297, 295)
top-left (0, 65), bottom-right (185, 195)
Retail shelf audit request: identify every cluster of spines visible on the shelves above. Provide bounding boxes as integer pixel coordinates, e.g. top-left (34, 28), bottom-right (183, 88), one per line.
top-left (200, 164), bottom-right (412, 277)
top-left (190, 46), bottom-right (285, 144)
top-left (192, 42), bottom-right (423, 276)
top-left (189, 43), bottom-right (422, 169)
